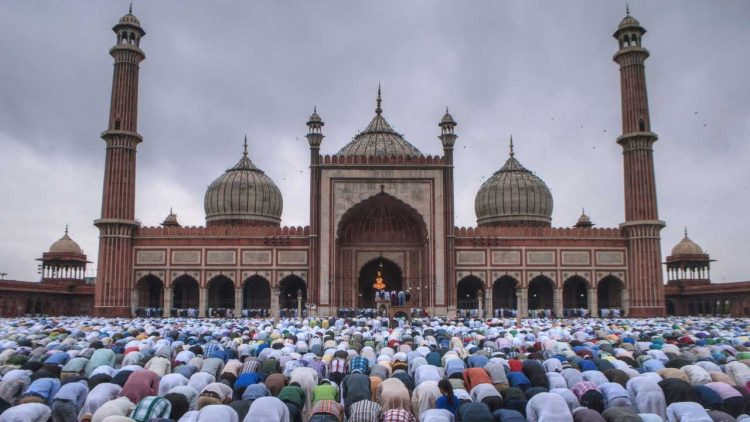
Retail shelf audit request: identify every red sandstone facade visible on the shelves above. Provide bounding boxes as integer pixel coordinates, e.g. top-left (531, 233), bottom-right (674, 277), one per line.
top-left (84, 9), bottom-right (671, 318)
top-left (7, 9), bottom-right (747, 318)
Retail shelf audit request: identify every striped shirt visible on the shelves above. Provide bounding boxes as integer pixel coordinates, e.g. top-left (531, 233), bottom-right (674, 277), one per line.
top-left (0, 377), bottom-right (30, 403)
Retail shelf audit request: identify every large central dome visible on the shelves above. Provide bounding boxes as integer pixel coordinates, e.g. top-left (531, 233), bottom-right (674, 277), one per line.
top-left (336, 89), bottom-right (423, 157)
top-left (204, 140), bottom-right (283, 226)
top-left (475, 139), bottom-right (553, 227)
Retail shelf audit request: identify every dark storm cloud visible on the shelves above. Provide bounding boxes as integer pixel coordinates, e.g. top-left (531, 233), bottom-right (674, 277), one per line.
top-left (0, 1), bottom-right (748, 283)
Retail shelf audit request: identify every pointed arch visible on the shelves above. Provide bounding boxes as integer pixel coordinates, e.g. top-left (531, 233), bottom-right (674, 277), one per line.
top-left (528, 275), bottom-right (554, 311)
top-left (279, 275), bottom-right (306, 312)
top-left (598, 275), bottom-right (624, 310)
top-left (457, 275), bottom-right (484, 310)
top-left (492, 276), bottom-right (518, 310)
top-left (243, 275), bottom-right (270, 310)
top-left (337, 192), bottom-right (428, 244)
top-left (563, 276), bottom-right (588, 311)
top-left (135, 274), bottom-right (164, 309)
top-left (172, 274), bottom-right (199, 310)
top-left (207, 275), bottom-right (234, 311)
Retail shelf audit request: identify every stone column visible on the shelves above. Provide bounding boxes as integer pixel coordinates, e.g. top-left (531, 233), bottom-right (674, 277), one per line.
top-left (130, 289), bottom-right (138, 317)
top-left (553, 288), bottom-right (563, 318)
top-left (198, 288), bottom-right (207, 318)
top-left (234, 287), bottom-right (242, 318)
top-left (517, 288), bottom-right (528, 321)
top-left (297, 290), bottom-right (303, 318)
top-left (588, 287), bottom-right (598, 318)
top-left (485, 288), bottom-right (493, 318)
top-left (163, 287), bottom-right (172, 317)
top-left (622, 289), bottom-right (630, 317)
top-left (477, 290), bottom-right (484, 318)
top-left (271, 286), bottom-right (280, 320)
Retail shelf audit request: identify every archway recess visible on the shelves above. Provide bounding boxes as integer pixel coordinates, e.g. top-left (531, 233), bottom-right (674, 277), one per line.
top-left (528, 276), bottom-right (554, 311)
top-left (336, 191), bottom-right (428, 309)
top-left (280, 275), bottom-right (307, 311)
top-left (492, 276), bottom-right (518, 311)
top-left (172, 275), bottom-right (199, 310)
top-left (563, 276), bottom-right (588, 312)
top-left (136, 275), bottom-right (164, 309)
top-left (457, 276), bottom-right (484, 310)
top-left (358, 258), bottom-right (402, 308)
top-left (598, 276), bottom-right (624, 310)
top-left (207, 276), bottom-right (234, 311)
top-left (243, 275), bottom-right (270, 309)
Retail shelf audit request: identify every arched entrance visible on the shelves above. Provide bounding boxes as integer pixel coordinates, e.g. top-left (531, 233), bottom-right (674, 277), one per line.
top-left (172, 275), bottom-right (199, 311)
top-left (336, 192), bottom-right (428, 309)
top-left (528, 276), bottom-right (554, 314)
top-left (243, 276), bottom-right (270, 315)
top-left (598, 276), bottom-right (624, 316)
top-left (492, 276), bottom-right (517, 317)
top-left (457, 276), bottom-right (484, 315)
top-left (358, 258), bottom-right (403, 309)
top-left (280, 275), bottom-right (307, 317)
top-left (563, 276), bottom-right (588, 317)
top-left (207, 276), bottom-right (234, 316)
top-left (136, 275), bottom-right (164, 309)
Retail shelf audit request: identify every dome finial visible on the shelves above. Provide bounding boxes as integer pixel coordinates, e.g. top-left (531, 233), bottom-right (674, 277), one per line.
top-left (509, 135), bottom-right (515, 158)
top-left (65, 224), bottom-right (69, 236)
top-left (129, 2), bottom-right (133, 14)
top-left (375, 83), bottom-right (382, 115)
top-left (684, 226), bottom-right (688, 237)
top-left (243, 134), bottom-right (248, 157)
top-left (625, 3), bottom-right (630, 16)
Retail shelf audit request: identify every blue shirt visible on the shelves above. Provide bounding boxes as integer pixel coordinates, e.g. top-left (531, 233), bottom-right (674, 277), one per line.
top-left (25, 378), bottom-right (61, 402)
top-left (436, 395), bottom-right (460, 415)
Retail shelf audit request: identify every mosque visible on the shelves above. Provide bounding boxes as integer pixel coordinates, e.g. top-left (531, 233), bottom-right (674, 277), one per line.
top-left (1, 9), bottom-right (747, 318)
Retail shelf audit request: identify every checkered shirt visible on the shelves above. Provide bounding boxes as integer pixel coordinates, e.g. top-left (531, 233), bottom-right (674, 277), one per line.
top-left (310, 399), bottom-right (344, 420)
top-left (348, 400), bottom-right (382, 422)
top-left (349, 356), bottom-right (369, 374)
top-left (129, 396), bottom-right (172, 422)
top-left (381, 408), bottom-right (417, 422)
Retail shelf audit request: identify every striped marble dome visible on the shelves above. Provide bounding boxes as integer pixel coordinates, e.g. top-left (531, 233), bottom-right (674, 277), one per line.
top-left (475, 144), bottom-right (553, 227)
top-left (204, 142), bottom-right (283, 226)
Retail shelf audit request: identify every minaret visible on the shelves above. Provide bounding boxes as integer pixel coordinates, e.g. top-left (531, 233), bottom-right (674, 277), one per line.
top-left (93, 7), bottom-right (146, 317)
top-left (306, 107), bottom-right (324, 314)
top-left (439, 108), bottom-right (457, 315)
top-left (613, 10), bottom-right (665, 317)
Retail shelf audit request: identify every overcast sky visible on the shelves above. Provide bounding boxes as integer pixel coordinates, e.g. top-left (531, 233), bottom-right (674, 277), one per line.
top-left (0, 1), bottom-right (748, 284)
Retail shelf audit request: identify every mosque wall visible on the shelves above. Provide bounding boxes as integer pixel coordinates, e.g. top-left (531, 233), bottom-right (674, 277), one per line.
top-left (317, 165), bottom-right (447, 316)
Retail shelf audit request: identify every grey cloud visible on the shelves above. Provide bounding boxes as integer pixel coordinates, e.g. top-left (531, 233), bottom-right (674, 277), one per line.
top-left (0, 1), bottom-right (748, 283)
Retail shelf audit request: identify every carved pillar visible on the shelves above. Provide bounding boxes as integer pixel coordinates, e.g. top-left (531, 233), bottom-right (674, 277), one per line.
top-left (234, 288), bottom-right (242, 318)
top-left (297, 290), bottom-right (303, 318)
top-left (485, 288), bottom-right (493, 318)
top-left (130, 289), bottom-right (137, 317)
top-left (163, 287), bottom-right (172, 317)
top-left (622, 289), bottom-right (630, 317)
top-left (477, 290), bottom-right (484, 318)
top-left (517, 288), bottom-right (528, 319)
top-left (588, 287), bottom-right (598, 318)
top-left (198, 288), bottom-right (207, 318)
top-left (553, 288), bottom-right (563, 318)
top-left (271, 286), bottom-right (280, 320)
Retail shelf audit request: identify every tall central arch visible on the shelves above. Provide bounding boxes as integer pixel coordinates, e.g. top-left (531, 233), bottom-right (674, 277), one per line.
top-left (335, 192), bottom-right (428, 309)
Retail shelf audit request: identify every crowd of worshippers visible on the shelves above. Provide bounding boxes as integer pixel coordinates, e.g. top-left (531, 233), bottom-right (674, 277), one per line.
top-left (374, 290), bottom-right (410, 306)
top-left (0, 316), bottom-right (749, 422)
